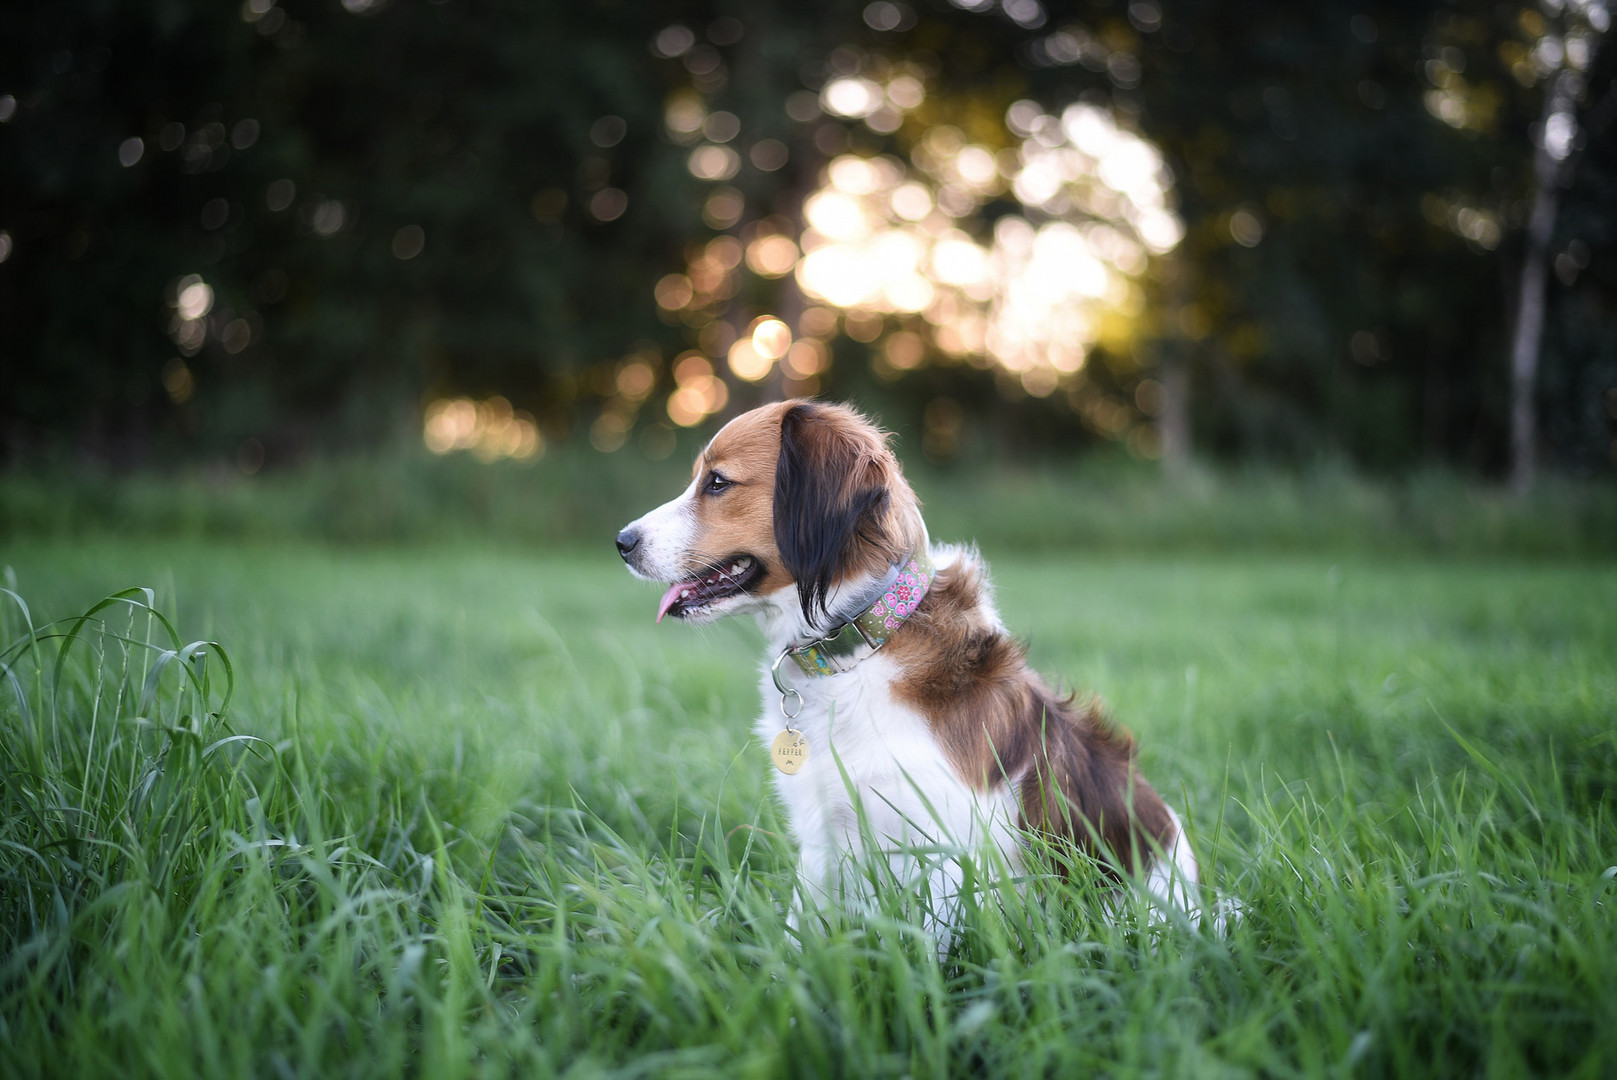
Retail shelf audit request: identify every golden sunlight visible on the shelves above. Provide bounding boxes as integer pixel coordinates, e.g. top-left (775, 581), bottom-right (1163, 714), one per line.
top-left (423, 396), bottom-right (543, 461)
top-left (792, 94), bottom-right (1183, 388)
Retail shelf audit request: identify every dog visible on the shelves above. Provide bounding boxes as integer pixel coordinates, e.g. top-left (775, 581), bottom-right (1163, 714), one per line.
top-left (616, 400), bottom-right (1200, 935)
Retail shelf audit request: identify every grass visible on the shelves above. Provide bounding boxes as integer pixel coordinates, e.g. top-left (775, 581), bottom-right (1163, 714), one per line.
top-left (1, 536), bottom-right (1614, 1078)
top-left (4, 445), bottom-right (1615, 557)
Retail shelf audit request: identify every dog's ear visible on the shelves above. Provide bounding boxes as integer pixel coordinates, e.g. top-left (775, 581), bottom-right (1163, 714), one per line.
top-left (774, 402), bottom-right (893, 626)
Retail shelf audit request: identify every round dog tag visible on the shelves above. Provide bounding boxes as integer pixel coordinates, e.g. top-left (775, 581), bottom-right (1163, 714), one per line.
top-left (770, 728), bottom-right (810, 775)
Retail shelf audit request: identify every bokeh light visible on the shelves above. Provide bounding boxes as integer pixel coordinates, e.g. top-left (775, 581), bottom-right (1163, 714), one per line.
top-left (751, 317), bottom-right (792, 360)
top-left (167, 274), bottom-right (214, 357)
top-left (422, 396), bottom-right (543, 461)
top-left (666, 352), bottom-right (729, 425)
top-left (654, 273), bottom-right (694, 310)
top-left (727, 338), bottom-right (771, 381)
top-left (791, 91), bottom-right (1184, 391)
top-left (645, 45), bottom-right (1173, 430)
top-left (161, 359), bottom-right (194, 404)
top-left (589, 188), bottom-right (628, 222)
top-left (688, 144), bottom-right (740, 181)
top-left (745, 233), bottom-right (799, 277)
top-left (177, 278), bottom-right (213, 321)
top-left (311, 200), bottom-right (345, 236)
top-left (785, 339), bottom-right (829, 378)
top-left (640, 40), bottom-right (1193, 435)
top-left (822, 77), bottom-right (884, 119)
top-left (391, 224), bottom-right (425, 260)
top-left (703, 187), bottom-right (744, 229)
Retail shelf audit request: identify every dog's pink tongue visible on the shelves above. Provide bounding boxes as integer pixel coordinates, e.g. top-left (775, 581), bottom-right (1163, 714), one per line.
top-left (656, 580), bottom-right (694, 624)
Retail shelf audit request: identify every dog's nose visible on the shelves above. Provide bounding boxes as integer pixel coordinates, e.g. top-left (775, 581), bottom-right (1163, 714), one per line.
top-left (615, 527), bottom-right (641, 560)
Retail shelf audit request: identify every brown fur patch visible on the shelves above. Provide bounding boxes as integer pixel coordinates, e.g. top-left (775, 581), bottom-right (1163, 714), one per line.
top-left (886, 556), bottom-right (1175, 876)
top-left (678, 402), bottom-right (792, 595)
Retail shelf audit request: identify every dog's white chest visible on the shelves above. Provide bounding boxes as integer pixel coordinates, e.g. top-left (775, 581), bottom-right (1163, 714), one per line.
top-left (755, 655), bottom-right (1018, 894)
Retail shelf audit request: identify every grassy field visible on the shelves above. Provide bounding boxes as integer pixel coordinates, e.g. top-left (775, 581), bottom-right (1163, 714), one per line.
top-left (2, 536), bottom-right (1614, 1078)
top-left (5, 448), bottom-right (1616, 559)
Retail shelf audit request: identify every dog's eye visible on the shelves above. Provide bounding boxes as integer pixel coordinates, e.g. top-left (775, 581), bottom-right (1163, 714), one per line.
top-left (704, 471), bottom-right (731, 494)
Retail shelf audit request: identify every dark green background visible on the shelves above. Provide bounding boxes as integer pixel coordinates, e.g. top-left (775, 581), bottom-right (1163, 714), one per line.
top-left (2, 0), bottom-right (1613, 476)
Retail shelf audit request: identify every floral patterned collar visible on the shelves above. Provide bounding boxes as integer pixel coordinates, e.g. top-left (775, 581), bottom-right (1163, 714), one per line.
top-left (781, 548), bottom-right (936, 679)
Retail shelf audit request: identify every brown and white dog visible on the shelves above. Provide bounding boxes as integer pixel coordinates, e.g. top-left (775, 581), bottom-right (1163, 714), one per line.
top-left (616, 400), bottom-right (1199, 934)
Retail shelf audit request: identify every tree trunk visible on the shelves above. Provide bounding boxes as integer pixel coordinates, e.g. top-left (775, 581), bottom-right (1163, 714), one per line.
top-left (1508, 134), bottom-right (1555, 492)
top-left (1158, 262), bottom-right (1193, 474)
top-left (1159, 347), bottom-right (1191, 474)
top-left (1510, 62), bottom-right (1581, 494)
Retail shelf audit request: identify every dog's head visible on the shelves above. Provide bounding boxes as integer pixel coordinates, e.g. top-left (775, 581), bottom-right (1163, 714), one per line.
top-left (616, 400), bottom-right (922, 633)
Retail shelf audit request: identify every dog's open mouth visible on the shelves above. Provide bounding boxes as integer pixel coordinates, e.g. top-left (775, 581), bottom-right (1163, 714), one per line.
top-left (656, 555), bottom-right (762, 622)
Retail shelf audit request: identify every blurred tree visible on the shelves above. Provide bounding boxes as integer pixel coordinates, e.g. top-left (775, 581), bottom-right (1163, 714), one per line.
top-left (1499, 1), bottom-right (1607, 491)
top-left (0, 0), bottom-right (1613, 480)
top-left (1002, 0), bottom-right (1615, 477)
top-left (0, 0), bottom-right (723, 465)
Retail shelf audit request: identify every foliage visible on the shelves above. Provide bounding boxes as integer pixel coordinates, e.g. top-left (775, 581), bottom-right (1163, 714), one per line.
top-left (0, 0), bottom-right (712, 457)
top-left (1, 0), bottom-right (1614, 475)
top-left (1, 543), bottom-right (1614, 1077)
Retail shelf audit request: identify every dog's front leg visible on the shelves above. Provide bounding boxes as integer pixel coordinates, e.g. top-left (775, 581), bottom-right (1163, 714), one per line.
top-left (911, 850), bottom-right (962, 960)
top-left (786, 841), bottom-right (849, 942)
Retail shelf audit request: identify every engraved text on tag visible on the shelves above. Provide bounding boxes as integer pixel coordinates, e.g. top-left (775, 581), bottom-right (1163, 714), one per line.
top-left (770, 729), bottom-right (809, 774)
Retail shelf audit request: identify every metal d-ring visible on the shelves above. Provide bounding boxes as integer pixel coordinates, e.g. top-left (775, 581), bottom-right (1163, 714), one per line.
top-left (770, 648), bottom-right (803, 719)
